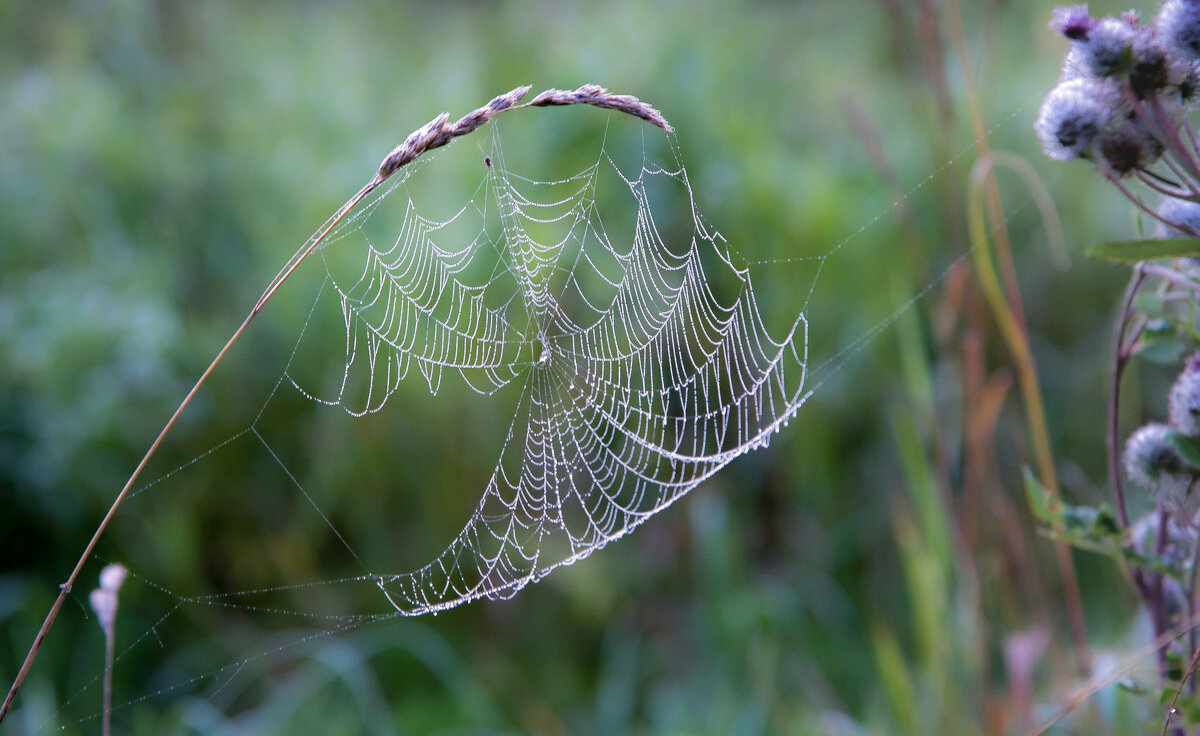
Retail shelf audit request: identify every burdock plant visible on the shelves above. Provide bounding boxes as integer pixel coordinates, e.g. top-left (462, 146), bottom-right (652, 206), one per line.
top-left (1035, 0), bottom-right (1200, 727)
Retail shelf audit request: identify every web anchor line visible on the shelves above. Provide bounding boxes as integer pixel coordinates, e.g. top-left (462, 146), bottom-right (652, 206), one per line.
top-left (0, 84), bottom-right (675, 727)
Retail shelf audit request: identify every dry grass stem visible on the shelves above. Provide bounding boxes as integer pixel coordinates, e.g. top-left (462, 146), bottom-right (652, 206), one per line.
top-left (377, 84), bottom-right (673, 179)
top-left (0, 82), bottom-right (671, 726)
top-left (528, 84), bottom-right (674, 132)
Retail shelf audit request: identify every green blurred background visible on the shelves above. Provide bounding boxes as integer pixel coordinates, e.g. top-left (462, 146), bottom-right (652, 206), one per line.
top-left (0, 0), bottom-right (1178, 733)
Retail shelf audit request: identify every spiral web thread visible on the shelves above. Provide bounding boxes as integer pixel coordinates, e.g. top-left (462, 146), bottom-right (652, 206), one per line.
top-left (285, 123), bottom-right (811, 615)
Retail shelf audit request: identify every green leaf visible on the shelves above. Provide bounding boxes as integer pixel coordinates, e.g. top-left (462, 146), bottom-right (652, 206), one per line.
top-left (1022, 470), bottom-right (1188, 577)
top-left (1168, 651), bottom-right (1188, 683)
top-left (1086, 238), bottom-right (1200, 263)
top-left (1165, 430), bottom-right (1200, 468)
top-left (1186, 701), bottom-right (1200, 726)
top-left (1136, 331), bottom-right (1187, 364)
top-left (1023, 468), bottom-right (1058, 523)
top-left (1163, 686), bottom-right (1179, 705)
top-left (1091, 508), bottom-right (1120, 536)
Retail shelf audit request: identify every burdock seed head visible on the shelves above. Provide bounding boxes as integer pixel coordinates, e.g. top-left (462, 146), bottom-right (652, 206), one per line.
top-left (1094, 114), bottom-right (1164, 174)
top-left (1156, 195), bottom-right (1200, 236)
top-left (1129, 26), bottom-right (1172, 96)
top-left (1051, 4), bottom-right (1097, 41)
top-left (1158, 0), bottom-right (1200, 61)
top-left (1124, 422), bottom-right (1187, 490)
top-left (1170, 354), bottom-right (1200, 435)
top-left (1053, 6), bottom-right (1136, 78)
top-left (1035, 76), bottom-right (1119, 160)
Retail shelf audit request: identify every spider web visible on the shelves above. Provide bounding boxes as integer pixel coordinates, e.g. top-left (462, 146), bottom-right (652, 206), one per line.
top-left (18, 103), bottom-right (1009, 732)
top-left (290, 121), bottom-right (810, 614)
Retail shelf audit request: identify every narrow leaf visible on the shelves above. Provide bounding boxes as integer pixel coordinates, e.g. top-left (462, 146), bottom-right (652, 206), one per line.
top-left (1086, 238), bottom-right (1200, 263)
top-left (1023, 467), bottom-right (1058, 523)
top-left (1135, 331), bottom-right (1187, 364)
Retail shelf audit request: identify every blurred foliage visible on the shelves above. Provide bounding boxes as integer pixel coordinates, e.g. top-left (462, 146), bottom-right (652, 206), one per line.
top-left (0, 0), bottom-right (1184, 733)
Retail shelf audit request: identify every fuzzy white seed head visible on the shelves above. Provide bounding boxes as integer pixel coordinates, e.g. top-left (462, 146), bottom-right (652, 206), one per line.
top-left (1176, 61), bottom-right (1200, 107)
top-left (1171, 364), bottom-right (1200, 435)
top-left (1155, 196), bottom-right (1200, 237)
top-left (1035, 77), bottom-right (1116, 160)
top-left (1083, 16), bottom-right (1137, 76)
top-left (1158, 0), bottom-right (1200, 60)
top-left (1125, 422), bottom-right (1187, 490)
top-left (1130, 26), bottom-right (1174, 94)
top-left (1126, 421), bottom-right (1200, 518)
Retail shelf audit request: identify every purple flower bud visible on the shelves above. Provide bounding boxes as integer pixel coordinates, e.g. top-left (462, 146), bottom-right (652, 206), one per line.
top-left (1051, 4), bottom-right (1096, 40)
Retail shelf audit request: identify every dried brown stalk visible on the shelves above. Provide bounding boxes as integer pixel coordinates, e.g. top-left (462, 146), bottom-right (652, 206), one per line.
top-left (0, 84), bottom-right (671, 725)
top-left (378, 84), bottom-right (672, 178)
top-left (529, 84), bottom-right (673, 132)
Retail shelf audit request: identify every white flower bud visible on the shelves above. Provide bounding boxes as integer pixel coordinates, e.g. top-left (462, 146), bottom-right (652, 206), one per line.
top-left (99, 563), bottom-right (128, 593)
top-left (89, 588), bottom-right (118, 634)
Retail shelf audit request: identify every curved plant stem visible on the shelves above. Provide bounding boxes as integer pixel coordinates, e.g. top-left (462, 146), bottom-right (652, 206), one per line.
top-left (1109, 266), bottom-right (1147, 530)
top-left (0, 176), bottom-right (379, 724)
top-left (0, 84), bottom-right (671, 724)
top-left (948, 0), bottom-right (1091, 670)
top-left (965, 153), bottom-right (1091, 673)
top-left (1102, 164), bottom-right (1200, 238)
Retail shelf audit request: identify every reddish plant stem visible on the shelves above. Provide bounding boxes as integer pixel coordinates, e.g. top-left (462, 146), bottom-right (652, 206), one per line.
top-left (1107, 265), bottom-right (1183, 683)
top-left (1108, 266), bottom-right (1145, 531)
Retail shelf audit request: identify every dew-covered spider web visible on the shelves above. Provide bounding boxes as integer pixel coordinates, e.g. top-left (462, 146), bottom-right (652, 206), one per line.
top-left (19, 99), bottom-right (1043, 732)
top-left (293, 121), bottom-right (813, 615)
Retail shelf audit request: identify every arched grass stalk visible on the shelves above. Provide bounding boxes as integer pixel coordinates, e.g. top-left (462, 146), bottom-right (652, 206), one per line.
top-left (0, 84), bottom-right (672, 725)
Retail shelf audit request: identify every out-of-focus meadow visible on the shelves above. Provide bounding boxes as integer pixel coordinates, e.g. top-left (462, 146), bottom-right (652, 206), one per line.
top-left (0, 0), bottom-right (1177, 733)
